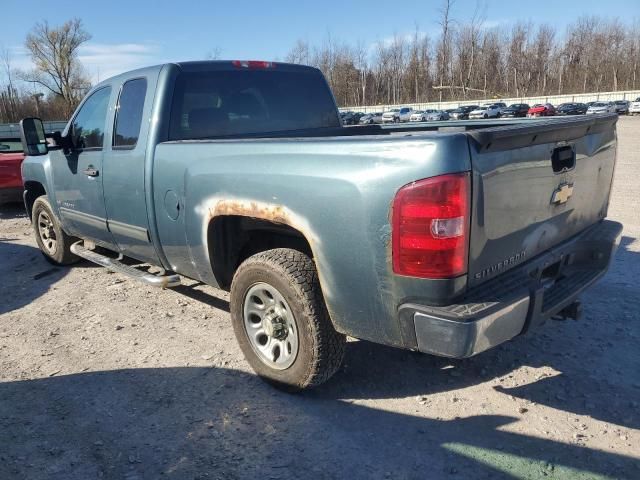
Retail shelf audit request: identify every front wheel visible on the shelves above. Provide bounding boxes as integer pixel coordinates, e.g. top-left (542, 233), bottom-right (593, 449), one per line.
top-left (230, 248), bottom-right (346, 391)
top-left (32, 195), bottom-right (79, 265)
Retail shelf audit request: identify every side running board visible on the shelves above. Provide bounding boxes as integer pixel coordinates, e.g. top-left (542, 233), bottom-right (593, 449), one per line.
top-left (70, 241), bottom-right (181, 288)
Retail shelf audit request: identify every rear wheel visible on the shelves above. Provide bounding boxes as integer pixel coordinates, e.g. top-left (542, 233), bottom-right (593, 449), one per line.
top-left (32, 195), bottom-right (79, 265)
top-left (230, 248), bottom-right (346, 391)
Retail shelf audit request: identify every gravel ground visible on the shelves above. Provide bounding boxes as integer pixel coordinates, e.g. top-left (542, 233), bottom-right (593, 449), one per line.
top-left (1, 117), bottom-right (639, 480)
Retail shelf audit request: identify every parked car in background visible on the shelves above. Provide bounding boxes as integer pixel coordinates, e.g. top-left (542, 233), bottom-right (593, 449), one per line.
top-left (586, 102), bottom-right (616, 115)
top-left (0, 137), bottom-right (25, 205)
top-left (469, 104), bottom-right (500, 119)
top-left (500, 104), bottom-right (530, 118)
top-left (409, 110), bottom-right (428, 122)
top-left (381, 107), bottom-right (413, 123)
top-left (450, 105), bottom-right (478, 120)
top-left (556, 103), bottom-right (588, 116)
top-left (629, 97), bottom-right (640, 115)
top-left (339, 111), bottom-right (355, 125)
top-left (358, 112), bottom-right (383, 124)
top-left (351, 112), bottom-right (365, 124)
top-left (445, 108), bottom-right (457, 116)
top-left (613, 100), bottom-right (629, 115)
top-left (492, 102), bottom-right (507, 114)
top-left (425, 109), bottom-right (449, 121)
top-left (527, 104), bottom-right (556, 117)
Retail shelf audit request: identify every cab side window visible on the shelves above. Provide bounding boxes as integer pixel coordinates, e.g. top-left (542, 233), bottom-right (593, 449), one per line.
top-left (71, 87), bottom-right (111, 150)
top-left (113, 78), bottom-right (147, 149)
top-left (71, 87), bottom-right (112, 150)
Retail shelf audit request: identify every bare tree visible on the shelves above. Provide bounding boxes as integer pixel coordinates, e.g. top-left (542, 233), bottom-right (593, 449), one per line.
top-left (206, 47), bottom-right (222, 60)
top-left (21, 18), bottom-right (92, 117)
top-left (0, 47), bottom-right (19, 122)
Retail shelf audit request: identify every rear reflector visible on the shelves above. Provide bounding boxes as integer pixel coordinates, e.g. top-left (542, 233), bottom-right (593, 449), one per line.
top-left (232, 60), bottom-right (275, 69)
top-left (392, 172), bottom-right (470, 278)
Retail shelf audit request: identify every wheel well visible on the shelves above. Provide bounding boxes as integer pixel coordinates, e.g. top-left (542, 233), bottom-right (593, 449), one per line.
top-left (24, 181), bottom-right (46, 219)
top-left (207, 216), bottom-right (313, 290)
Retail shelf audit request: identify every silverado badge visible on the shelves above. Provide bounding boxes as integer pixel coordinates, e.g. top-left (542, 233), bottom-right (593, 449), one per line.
top-left (551, 183), bottom-right (574, 205)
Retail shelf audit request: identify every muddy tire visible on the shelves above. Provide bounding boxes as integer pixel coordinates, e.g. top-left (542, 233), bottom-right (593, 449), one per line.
top-left (32, 195), bottom-right (79, 265)
top-left (230, 248), bottom-right (346, 391)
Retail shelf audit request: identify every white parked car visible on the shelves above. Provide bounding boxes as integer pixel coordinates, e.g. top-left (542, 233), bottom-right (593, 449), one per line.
top-left (586, 102), bottom-right (617, 115)
top-left (628, 97), bottom-right (640, 115)
top-left (469, 104), bottom-right (501, 119)
top-left (381, 107), bottom-right (414, 123)
top-left (409, 110), bottom-right (426, 121)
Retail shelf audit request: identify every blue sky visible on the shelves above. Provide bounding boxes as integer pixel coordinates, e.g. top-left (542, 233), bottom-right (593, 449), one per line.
top-left (2, 0), bottom-right (639, 83)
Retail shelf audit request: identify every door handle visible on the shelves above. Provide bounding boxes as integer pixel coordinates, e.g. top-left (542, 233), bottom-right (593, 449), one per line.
top-left (83, 166), bottom-right (99, 177)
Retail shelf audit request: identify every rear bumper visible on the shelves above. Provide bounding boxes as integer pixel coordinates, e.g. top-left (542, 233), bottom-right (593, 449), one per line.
top-left (401, 220), bottom-right (622, 358)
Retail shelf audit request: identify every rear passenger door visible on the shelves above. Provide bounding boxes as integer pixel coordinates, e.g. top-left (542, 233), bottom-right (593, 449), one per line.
top-left (102, 77), bottom-right (159, 264)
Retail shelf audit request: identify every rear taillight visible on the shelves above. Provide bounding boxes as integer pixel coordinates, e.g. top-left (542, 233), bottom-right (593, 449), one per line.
top-left (392, 172), bottom-right (470, 279)
top-left (232, 60), bottom-right (275, 69)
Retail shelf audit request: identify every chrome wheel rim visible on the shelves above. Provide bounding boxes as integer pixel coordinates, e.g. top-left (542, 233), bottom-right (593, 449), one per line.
top-left (37, 211), bottom-right (57, 255)
top-left (243, 282), bottom-right (299, 370)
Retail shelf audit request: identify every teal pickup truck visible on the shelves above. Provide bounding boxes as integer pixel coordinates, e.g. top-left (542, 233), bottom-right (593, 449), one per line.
top-left (19, 60), bottom-right (621, 390)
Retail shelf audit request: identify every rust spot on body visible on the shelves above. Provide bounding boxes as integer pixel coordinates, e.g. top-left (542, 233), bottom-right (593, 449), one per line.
top-left (210, 200), bottom-right (290, 225)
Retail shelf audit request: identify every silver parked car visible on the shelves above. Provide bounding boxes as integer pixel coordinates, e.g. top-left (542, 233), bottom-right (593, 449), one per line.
top-left (586, 102), bottom-right (617, 115)
top-left (425, 110), bottom-right (449, 121)
top-left (382, 107), bottom-right (414, 123)
top-left (359, 112), bottom-right (383, 124)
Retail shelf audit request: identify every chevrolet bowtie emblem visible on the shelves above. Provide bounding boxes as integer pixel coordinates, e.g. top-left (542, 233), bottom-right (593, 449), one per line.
top-left (551, 183), bottom-right (574, 205)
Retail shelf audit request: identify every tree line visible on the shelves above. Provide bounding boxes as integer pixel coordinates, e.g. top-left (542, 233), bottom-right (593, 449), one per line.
top-left (286, 9), bottom-right (640, 107)
top-left (2, 8), bottom-right (640, 123)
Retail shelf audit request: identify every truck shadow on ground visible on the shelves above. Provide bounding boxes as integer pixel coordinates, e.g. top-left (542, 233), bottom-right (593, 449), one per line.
top-left (315, 235), bottom-right (640, 432)
top-left (0, 201), bottom-right (27, 220)
top-left (0, 240), bottom-right (69, 315)
top-left (0, 366), bottom-right (637, 480)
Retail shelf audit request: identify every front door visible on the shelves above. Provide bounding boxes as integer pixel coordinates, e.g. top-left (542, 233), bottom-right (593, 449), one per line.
top-left (51, 86), bottom-right (115, 247)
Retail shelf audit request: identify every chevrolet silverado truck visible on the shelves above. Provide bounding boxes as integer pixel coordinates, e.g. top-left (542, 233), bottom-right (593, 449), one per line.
top-left (19, 60), bottom-right (621, 390)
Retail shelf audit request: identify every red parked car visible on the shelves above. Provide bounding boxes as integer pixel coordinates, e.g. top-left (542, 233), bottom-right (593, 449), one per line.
top-left (0, 137), bottom-right (25, 205)
top-left (527, 103), bottom-right (556, 117)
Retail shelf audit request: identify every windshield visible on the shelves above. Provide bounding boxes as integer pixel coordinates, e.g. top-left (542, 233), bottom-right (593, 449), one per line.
top-left (0, 138), bottom-right (23, 153)
top-left (169, 67), bottom-right (340, 140)
top-left (592, 103), bottom-right (606, 107)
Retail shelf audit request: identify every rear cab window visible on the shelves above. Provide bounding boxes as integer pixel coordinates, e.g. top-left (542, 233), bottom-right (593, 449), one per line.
top-left (168, 65), bottom-right (340, 140)
top-left (114, 78), bottom-right (147, 149)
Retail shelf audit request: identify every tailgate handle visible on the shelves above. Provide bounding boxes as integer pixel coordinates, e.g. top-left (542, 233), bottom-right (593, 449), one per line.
top-left (552, 146), bottom-right (575, 173)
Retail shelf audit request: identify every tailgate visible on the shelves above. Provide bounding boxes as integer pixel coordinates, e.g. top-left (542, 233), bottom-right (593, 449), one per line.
top-left (466, 114), bottom-right (617, 287)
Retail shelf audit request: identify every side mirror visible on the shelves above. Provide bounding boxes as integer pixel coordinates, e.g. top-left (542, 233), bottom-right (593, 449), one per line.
top-left (19, 117), bottom-right (48, 156)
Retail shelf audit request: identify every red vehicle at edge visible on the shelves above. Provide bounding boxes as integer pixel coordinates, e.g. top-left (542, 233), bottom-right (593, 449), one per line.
top-left (527, 103), bottom-right (556, 117)
top-left (0, 137), bottom-right (25, 205)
